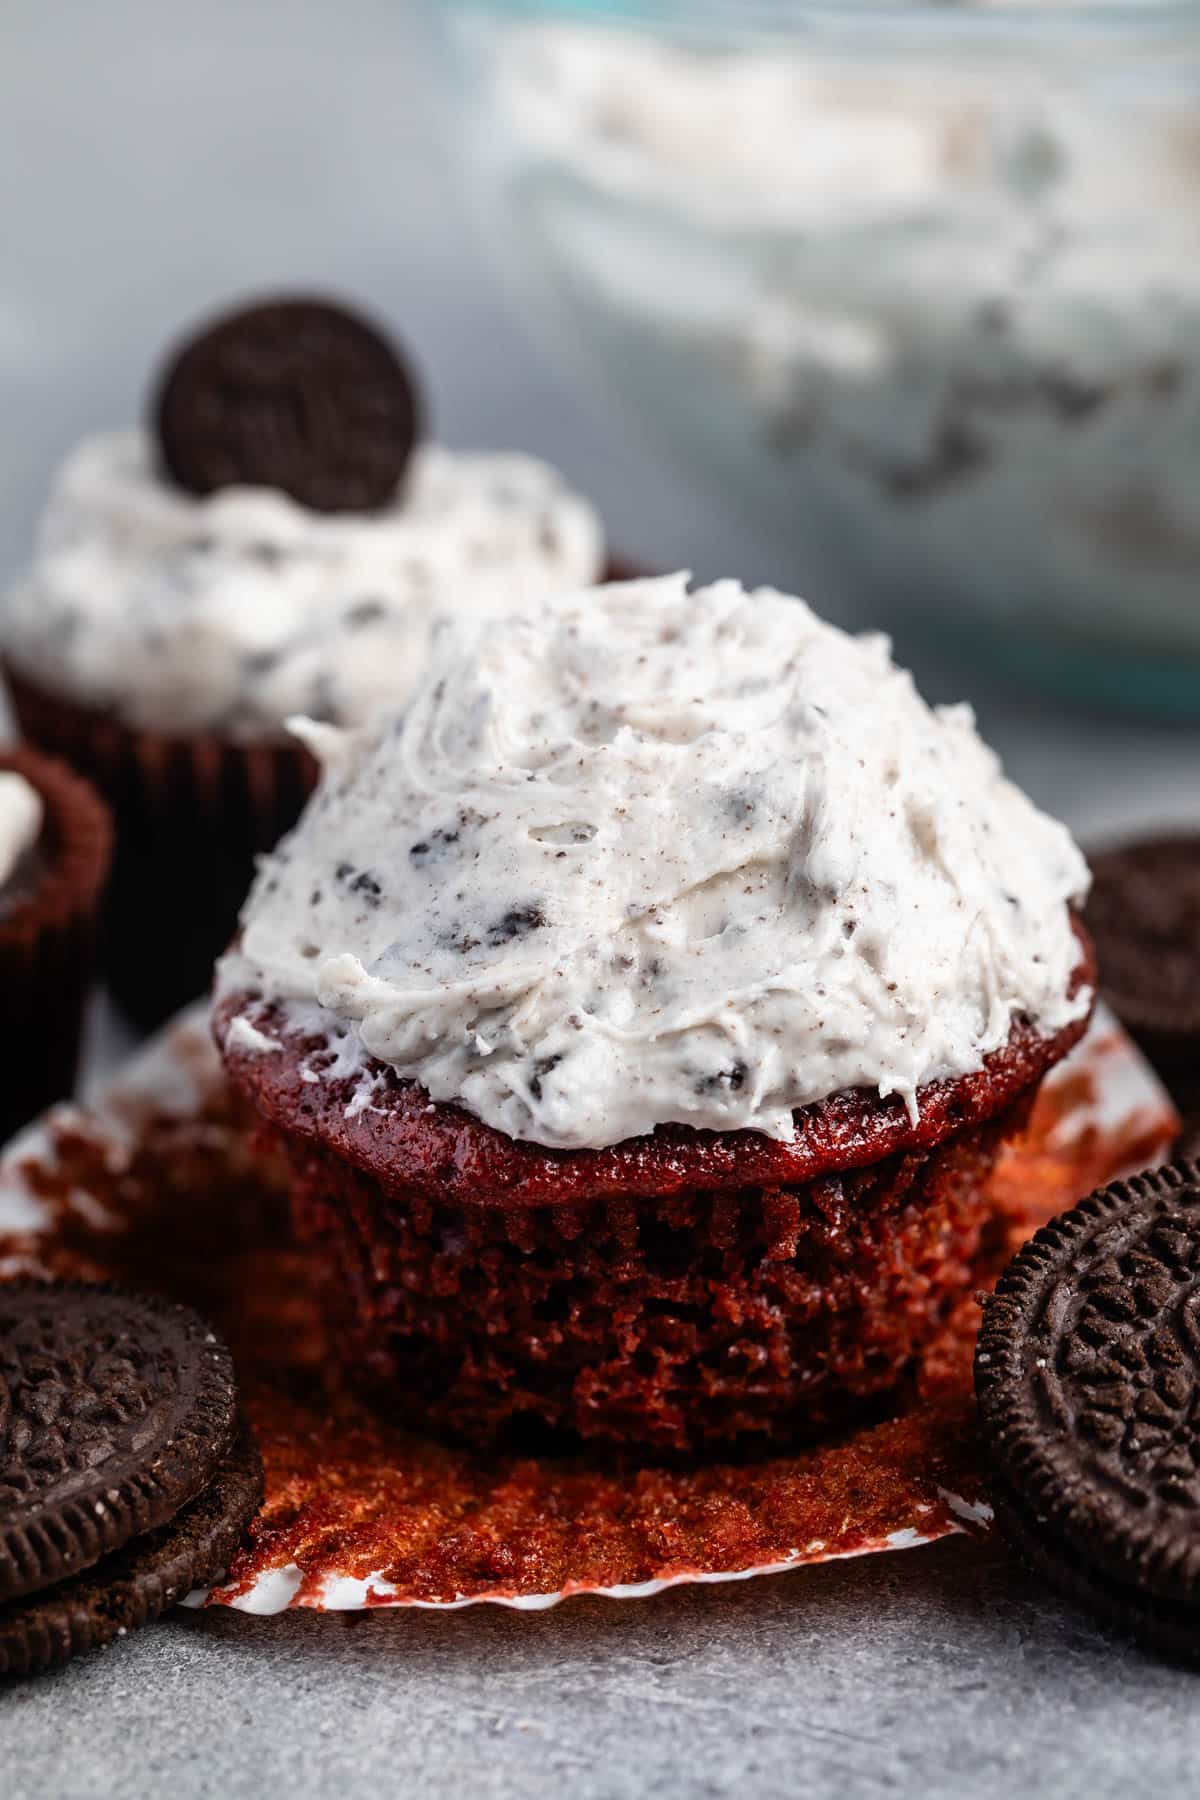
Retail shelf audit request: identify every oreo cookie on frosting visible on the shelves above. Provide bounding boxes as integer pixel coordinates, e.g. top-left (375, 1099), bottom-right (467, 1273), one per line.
top-left (154, 295), bottom-right (423, 512)
top-left (976, 1163), bottom-right (1200, 1658)
top-left (0, 1283), bottom-right (260, 1674)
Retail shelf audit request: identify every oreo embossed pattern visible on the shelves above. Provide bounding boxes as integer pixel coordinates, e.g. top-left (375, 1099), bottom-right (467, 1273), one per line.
top-left (0, 1284), bottom-right (260, 1674)
top-left (978, 1165), bottom-right (1200, 1657)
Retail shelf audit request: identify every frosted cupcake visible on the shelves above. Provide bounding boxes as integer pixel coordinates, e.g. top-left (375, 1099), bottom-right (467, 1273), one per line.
top-left (0, 746), bottom-right (111, 1142)
top-left (2, 296), bottom-right (604, 1025)
top-left (214, 574), bottom-right (1093, 1452)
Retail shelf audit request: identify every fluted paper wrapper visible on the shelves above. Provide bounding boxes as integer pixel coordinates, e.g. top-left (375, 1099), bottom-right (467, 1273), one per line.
top-left (7, 667), bottom-right (314, 1027)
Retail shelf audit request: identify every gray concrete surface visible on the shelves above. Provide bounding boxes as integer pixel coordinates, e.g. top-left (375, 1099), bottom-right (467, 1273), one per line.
top-left (5, 3), bottom-right (1200, 1792)
top-left (8, 1535), bottom-right (1199, 1800)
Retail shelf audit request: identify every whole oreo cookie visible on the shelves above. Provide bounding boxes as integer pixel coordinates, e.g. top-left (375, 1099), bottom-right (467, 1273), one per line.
top-left (0, 1283), bottom-right (238, 1603)
top-left (154, 295), bottom-right (422, 512)
top-left (0, 1423), bottom-right (261, 1676)
top-left (976, 1164), bottom-right (1200, 1656)
top-left (1085, 834), bottom-right (1200, 1110)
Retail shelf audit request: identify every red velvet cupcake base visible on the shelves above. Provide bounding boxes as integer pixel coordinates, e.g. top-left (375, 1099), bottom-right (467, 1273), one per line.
top-left (281, 1111), bottom-right (1017, 1453)
top-left (0, 1006), bottom-right (1175, 1613)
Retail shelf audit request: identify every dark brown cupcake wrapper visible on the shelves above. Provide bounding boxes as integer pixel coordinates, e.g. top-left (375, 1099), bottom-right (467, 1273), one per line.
top-left (6, 666), bottom-right (316, 1029)
top-left (0, 745), bottom-right (112, 1142)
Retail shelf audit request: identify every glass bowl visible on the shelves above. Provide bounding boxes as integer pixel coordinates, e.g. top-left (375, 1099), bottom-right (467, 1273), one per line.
top-left (434, 0), bottom-right (1200, 710)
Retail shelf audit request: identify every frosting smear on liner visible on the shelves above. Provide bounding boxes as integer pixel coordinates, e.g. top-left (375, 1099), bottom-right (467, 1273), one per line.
top-left (218, 574), bottom-right (1091, 1151)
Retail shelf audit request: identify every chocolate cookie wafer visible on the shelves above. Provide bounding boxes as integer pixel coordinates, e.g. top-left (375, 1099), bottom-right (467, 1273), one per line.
top-left (0, 1283), bottom-right (238, 1602)
top-left (976, 1163), bottom-right (1200, 1657)
top-left (0, 1424), bottom-right (261, 1677)
top-left (0, 1283), bottom-right (259, 1673)
top-left (154, 295), bottom-right (422, 512)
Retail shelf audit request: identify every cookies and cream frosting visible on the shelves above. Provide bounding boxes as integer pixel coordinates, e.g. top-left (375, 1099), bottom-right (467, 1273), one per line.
top-left (2, 429), bottom-right (603, 740)
top-left (218, 573), bottom-right (1091, 1151)
top-left (0, 771), bottom-right (43, 892)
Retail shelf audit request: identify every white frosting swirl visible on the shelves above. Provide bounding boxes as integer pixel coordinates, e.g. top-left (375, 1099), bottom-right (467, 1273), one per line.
top-left (2, 429), bottom-right (603, 739)
top-left (0, 771), bottom-right (43, 891)
top-left (219, 574), bottom-right (1091, 1151)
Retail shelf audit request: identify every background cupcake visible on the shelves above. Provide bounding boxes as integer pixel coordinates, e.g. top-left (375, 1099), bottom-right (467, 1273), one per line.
top-left (2, 295), bottom-right (605, 1027)
top-left (0, 744), bottom-right (111, 1142)
top-left (214, 574), bottom-right (1093, 1453)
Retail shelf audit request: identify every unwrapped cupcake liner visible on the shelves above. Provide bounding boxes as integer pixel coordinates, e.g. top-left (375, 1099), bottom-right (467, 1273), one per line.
top-left (0, 1003), bottom-right (1176, 1614)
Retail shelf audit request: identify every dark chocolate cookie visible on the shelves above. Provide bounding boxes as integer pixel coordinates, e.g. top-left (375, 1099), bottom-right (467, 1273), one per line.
top-left (976, 1163), bottom-right (1200, 1655)
top-left (1085, 834), bottom-right (1200, 1110)
top-left (0, 1283), bottom-right (238, 1602)
top-left (0, 1423), bottom-right (262, 1676)
top-left (154, 295), bottom-right (422, 512)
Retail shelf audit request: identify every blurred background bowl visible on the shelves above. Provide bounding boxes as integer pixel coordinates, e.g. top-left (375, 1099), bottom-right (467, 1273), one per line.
top-left (437, 0), bottom-right (1200, 711)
